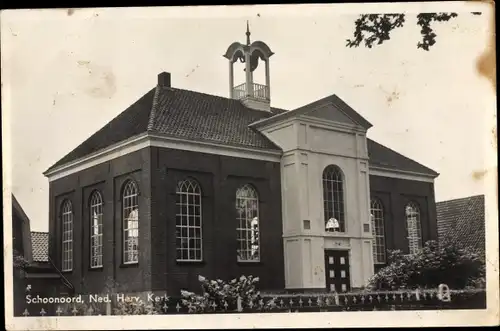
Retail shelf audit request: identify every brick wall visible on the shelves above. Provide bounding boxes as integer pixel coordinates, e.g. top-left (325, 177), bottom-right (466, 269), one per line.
top-left (369, 175), bottom-right (438, 263)
top-left (150, 147), bottom-right (285, 295)
top-left (48, 148), bottom-right (153, 295)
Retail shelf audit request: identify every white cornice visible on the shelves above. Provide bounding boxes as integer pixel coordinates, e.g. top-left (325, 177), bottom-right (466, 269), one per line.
top-left (148, 133), bottom-right (282, 161)
top-left (44, 134), bottom-right (282, 182)
top-left (368, 166), bottom-right (437, 183)
top-left (44, 133), bottom-right (436, 184)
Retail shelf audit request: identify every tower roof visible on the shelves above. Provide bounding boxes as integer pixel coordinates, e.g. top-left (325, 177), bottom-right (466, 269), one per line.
top-left (223, 22), bottom-right (274, 62)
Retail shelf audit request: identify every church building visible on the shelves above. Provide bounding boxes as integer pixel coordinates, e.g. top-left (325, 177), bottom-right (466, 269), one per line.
top-left (44, 25), bottom-right (439, 296)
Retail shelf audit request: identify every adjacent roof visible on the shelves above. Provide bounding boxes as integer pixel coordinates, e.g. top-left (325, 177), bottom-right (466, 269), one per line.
top-left (436, 195), bottom-right (485, 259)
top-left (31, 231), bottom-right (49, 262)
top-left (45, 75), bottom-right (438, 178)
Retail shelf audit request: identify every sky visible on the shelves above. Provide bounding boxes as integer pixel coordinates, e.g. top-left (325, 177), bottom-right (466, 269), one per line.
top-left (2, 3), bottom-right (496, 232)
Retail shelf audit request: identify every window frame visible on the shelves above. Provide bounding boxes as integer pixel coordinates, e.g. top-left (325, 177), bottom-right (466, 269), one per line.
top-left (322, 165), bottom-right (346, 233)
top-left (405, 201), bottom-right (422, 255)
top-left (370, 197), bottom-right (387, 264)
top-left (122, 180), bottom-right (139, 265)
top-left (89, 190), bottom-right (104, 269)
top-left (236, 184), bottom-right (261, 263)
top-left (175, 178), bottom-right (203, 262)
top-left (61, 199), bottom-right (74, 272)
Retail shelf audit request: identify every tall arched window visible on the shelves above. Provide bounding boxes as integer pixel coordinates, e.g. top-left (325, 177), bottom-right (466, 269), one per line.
top-left (236, 184), bottom-right (260, 262)
top-left (176, 178), bottom-right (202, 262)
top-left (405, 202), bottom-right (422, 254)
top-left (90, 191), bottom-right (103, 268)
top-left (61, 200), bottom-right (73, 272)
top-left (122, 180), bottom-right (139, 264)
top-left (323, 165), bottom-right (345, 232)
top-left (370, 198), bottom-right (386, 264)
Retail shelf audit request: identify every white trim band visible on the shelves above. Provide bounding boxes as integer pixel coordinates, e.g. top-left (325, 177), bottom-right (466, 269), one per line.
top-left (45, 134), bottom-right (282, 182)
top-left (369, 167), bottom-right (436, 183)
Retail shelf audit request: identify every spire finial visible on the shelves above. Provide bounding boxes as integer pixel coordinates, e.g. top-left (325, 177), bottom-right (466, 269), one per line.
top-left (246, 20), bottom-right (251, 46)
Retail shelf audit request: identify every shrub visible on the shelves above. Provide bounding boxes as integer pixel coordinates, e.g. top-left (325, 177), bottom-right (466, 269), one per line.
top-left (368, 240), bottom-right (485, 291)
top-left (113, 299), bottom-right (161, 315)
top-left (13, 249), bottom-right (29, 270)
top-left (180, 275), bottom-right (264, 313)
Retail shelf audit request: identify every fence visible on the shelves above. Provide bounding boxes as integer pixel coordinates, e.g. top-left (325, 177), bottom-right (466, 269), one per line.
top-left (19, 287), bottom-right (486, 316)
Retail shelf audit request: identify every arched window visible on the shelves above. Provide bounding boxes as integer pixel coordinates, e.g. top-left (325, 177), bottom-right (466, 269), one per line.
top-left (61, 200), bottom-right (73, 272)
top-left (236, 184), bottom-right (260, 262)
top-left (323, 165), bottom-right (345, 232)
top-left (122, 180), bottom-right (139, 264)
top-left (370, 198), bottom-right (386, 264)
top-left (176, 178), bottom-right (202, 262)
top-left (405, 202), bottom-right (422, 254)
top-left (89, 191), bottom-right (103, 268)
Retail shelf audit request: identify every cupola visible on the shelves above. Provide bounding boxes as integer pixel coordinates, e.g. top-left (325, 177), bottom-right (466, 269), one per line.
top-left (223, 21), bottom-right (274, 112)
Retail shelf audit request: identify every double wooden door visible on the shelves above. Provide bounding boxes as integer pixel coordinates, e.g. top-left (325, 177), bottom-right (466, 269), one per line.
top-left (324, 249), bottom-right (351, 293)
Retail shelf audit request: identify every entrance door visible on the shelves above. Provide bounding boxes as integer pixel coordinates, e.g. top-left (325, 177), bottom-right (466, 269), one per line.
top-left (324, 249), bottom-right (351, 293)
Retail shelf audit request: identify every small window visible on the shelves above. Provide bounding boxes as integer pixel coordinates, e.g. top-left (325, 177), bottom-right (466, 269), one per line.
top-left (89, 191), bottom-right (103, 268)
top-left (303, 220), bottom-right (311, 230)
top-left (122, 180), bottom-right (139, 264)
top-left (61, 200), bottom-right (73, 272)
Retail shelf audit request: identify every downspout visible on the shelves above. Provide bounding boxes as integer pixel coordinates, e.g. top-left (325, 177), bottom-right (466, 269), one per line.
top-left (48, 255), bottom-right (75, 295)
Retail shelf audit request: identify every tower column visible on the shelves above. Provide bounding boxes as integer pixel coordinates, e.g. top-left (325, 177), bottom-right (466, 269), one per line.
top-left (265, 59), bottom-right (271, 101)
top-left (229, 61), bottom-right (234, 99)
top-left (244, 52), bottom-right (253, 97)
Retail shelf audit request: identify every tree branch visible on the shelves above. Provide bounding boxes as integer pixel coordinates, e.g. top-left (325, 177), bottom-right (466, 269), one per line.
top-left (416, 13), bottom-right (458, 51)
top-left (347, 12), bottom-right (481, 51)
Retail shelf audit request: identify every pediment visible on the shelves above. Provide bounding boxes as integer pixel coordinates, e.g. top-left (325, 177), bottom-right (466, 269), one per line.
top-left (301, 103), bottom-right (361, 127)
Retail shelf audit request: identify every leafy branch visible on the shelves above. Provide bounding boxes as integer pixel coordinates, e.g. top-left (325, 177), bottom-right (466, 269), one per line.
top-left (416, 13), bottom-right (458, 50)
top-left (347, 12), bottom-right (481, 51)
top-left (346, 14), bottom-right (406, 49)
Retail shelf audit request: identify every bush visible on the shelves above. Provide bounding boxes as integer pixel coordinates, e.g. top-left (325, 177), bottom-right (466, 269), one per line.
top-left (13, 249), bottom-right (29, 270)
top-left (180, 275), bottom-right (265, 313)
top-left (113, 299), bottom-right (161, 315)
top-left (368, 240), bottom-right (485, 291)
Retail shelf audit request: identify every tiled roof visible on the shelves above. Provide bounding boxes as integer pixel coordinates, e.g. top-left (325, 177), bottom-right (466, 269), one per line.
top-left (31, 231), bottom-right (49, 262)
top-left (45, 76), bottom-right (438, 177)
top-left (149, 87), bottom-right (286, 149)
top-left (436, 195), bottom-right (485, 258)
top-left (367, 139), bottom-right (439, 176)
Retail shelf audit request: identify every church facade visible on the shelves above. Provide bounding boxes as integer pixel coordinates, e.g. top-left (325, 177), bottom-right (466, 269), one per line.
top-left (44, 27), bottom-right (439, 296)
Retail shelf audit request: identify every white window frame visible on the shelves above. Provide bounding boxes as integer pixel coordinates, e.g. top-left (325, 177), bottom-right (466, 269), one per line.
top-left (61, 200), bottom-right (73, 272)
top-left (236, 184), bottom-right (260, 262)
top-left (123, 180), bottom-right (139, 264)
top-left (176, 178), bottom-right (203, 262)
top-left (370, 198), bottom-right (386, 264)
top-left (90, 191), bottom-right (104, 268)
top-left (323, 165), bottom-right (346, 233)
top-left (405, 202), bottom-right (422, 255)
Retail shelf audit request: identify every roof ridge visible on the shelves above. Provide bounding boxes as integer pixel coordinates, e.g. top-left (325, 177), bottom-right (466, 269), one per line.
top-left (147, 84), bottom-right (161, 132)
top-left (169, 86), bottom-right (288, 115)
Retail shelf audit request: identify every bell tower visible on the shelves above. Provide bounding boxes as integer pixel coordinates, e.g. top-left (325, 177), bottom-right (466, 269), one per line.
top-left (223, 21), bottom-right (274, 112)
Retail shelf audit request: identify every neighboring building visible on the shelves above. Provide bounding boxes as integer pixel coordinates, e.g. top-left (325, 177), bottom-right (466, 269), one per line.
top-left (43, 25), bottom-right (439, 296)
top-left (12, 195), bottom-right (73, 316)
top-left (436, 194), bottom-right (485, 260)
